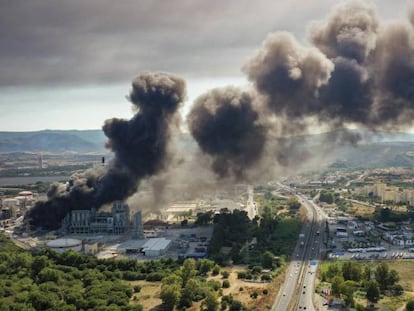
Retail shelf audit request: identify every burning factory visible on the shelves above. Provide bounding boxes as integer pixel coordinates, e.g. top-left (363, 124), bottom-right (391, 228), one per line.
top-left (63, 201), bottom-right (137, 235)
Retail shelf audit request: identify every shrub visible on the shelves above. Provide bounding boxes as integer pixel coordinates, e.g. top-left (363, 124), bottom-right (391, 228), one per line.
top-left (212, 265), bottom-right (221, 276)
top-left (245, 273), bottom-right (253, 280)
top-left (237, 272), bottom-right (246, 279)
top-left (145, 272), bottom-right (164, 282)
top-left (221, 271), bottom-right (230, 279)
top-left (222, 280), bottom-right (230, 288)
top-left (250, 291), bottom-right (258, 299)
top-left (133, 285), bottom-right (142, 293)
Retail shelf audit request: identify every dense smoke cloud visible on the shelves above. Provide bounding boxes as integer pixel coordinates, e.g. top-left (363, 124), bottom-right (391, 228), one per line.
top-left (309, 0), bottom-right (378, 63)
top-left (188, 87), bottom-right (266, 178)
top-left (188, 0), bottom-right (414, 179)
top-left (243, 32), bottom-right (334, 119)
top-left (26, 72), bottom-right (186, 229)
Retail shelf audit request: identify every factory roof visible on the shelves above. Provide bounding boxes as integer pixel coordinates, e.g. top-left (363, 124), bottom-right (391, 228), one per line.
top-left (18, 191), bottom-right (33, 196)
top-left (142, 238), bottom-right (171, 251)
top-left (117, 239), bottom-right (146, 251)
top-left (47, 238), bottom-right (82, 248)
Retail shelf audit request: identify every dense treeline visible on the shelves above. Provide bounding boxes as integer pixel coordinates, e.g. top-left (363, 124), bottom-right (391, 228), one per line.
top-left (319, 190), bottom-right (335, 204)
top-left (0, 233), bottom-right (184, 310)
top-left (0, 233), bottom-right (251, 311)
top-left (207, 204), bottom-right (301, 265)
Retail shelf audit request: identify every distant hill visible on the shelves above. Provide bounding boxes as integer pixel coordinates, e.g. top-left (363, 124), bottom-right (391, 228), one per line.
top-left (1, 129), bottom-right (414, 168)
top-left (0, 130), bottom-right (106, 152)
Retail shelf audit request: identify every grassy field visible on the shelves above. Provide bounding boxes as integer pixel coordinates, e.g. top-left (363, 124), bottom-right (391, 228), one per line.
top-left (350, 202), bottom-right (375, 218)
top-left (388, 261), bottom-right (414, 293)
top-left (127, 280), bottom-right (163, 310)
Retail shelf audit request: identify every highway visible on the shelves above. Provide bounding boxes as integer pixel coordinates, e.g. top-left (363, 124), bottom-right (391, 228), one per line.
top-left (271, 185), bottom-right (327, 311)
top-left (294, 197), bottom-right (326, 311)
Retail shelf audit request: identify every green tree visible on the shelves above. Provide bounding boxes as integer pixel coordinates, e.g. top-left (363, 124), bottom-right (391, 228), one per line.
top-left (374, 262), bottom-right (399, 291)
top-left (229, 300), bottom-right (245, 311)
top-left (37, 267), bottom-right (61, 284)
top-left (28, 290), bottom-right (60, 310)
top-left (287, 198), bottom-right (301, 210)
top-left (320, 190), bottom-right (334, 204)
top-left (198, 259), bottom-right (215, 276)
top-left (406, 299), bottom-right (414, 311)
top-left (180, 278), bottom-right (200, 308)
top-left (160, 284), bottom-right (180, 311)
top-left (326, 264), bottom-right (340, 279)
top-left (261, 251), bottom-right (275, 269)
top-left (366, 281), bottom-right (380, 304)
top-left (31, 255), bottom-right (50, 276)
top-left (222, 280), bottom-right (230, 288)
top-left (375, 262), bottom-right (389, 290)
top-left (202, 290), bottom-right (218, 311)
top-left (388, 269), bottom-right (400, 287)
top-left (379, 208), bottom-right (391, 222)
top-left (195, 211), bottom-right (214, 225)
top-left (212, 265), bottom-right (221, 276)
top-left (179, 259), bottom-right (196, 287)
top-left (162, 274), bottom-right (182, 286)
top-left (342, 262), bottom-right (361, 282)
top-left (363, 265), bottom-right (371, 281)
top-left (331, 276), bottom-right (344, 297)
top-left (340, 280), bottom-right (358, 307)
top-left (221, 270), bottom-right (230, 279)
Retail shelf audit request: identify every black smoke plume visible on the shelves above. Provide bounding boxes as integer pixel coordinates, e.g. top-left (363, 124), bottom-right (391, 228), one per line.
top-left (187, 87), bottom-right (266, 179)
top-left (188, 0), bottom-right (414, 178)
top-left (26, 72), bottom-right (186, 229)
top-left (309, 0), bottom-right (378, 64)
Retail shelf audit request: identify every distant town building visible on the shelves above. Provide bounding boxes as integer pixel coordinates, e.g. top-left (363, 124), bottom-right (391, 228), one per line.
top-left (355, 182), bottom-right (414, 206)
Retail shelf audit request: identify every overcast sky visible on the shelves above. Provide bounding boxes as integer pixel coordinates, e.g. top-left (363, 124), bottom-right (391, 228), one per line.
top-left (0, 0), bottom-right (411, 131)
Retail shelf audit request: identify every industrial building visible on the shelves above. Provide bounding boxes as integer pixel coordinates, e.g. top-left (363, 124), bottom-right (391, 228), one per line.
top-left (1, 192), bottom-right (35, 220)
top-left (142, 238), bottom-right (171, 257)
top-left (63, 201), bottom-right (134, 234)
top-left (116, 237), bottom-right (171, 257)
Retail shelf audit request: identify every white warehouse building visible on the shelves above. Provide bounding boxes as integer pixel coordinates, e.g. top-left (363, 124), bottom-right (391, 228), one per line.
top-left (142, 238), bottom-right (171, 257)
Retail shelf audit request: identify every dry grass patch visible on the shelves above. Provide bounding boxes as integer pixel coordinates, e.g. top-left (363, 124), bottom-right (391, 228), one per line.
top-left (127, 280), bottom-right (162, 310)
top-left (387, 261), bottom-right (414, 293)
top-left (207, 265), bottom-right (287, 310)
top-left (350, 202), bottom-right (375, 217)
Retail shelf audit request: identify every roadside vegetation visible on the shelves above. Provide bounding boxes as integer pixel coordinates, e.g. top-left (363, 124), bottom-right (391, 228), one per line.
top-left (204, 195), bottom-right (302, 266)
top-left (318, 261), bottom-right (405, 310)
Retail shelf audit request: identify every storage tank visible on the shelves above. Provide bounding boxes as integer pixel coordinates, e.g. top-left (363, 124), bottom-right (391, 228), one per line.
top-left (46, 238), bottom-right (82, 253)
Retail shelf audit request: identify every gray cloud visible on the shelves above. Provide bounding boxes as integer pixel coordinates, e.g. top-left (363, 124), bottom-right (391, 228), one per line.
top-left (2, 0), bottom-right (406, 87)
top-left (0, 0), bottom-right (307, 86)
